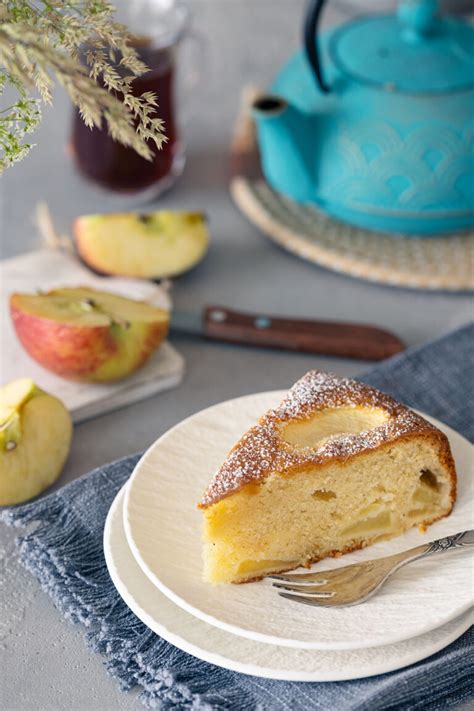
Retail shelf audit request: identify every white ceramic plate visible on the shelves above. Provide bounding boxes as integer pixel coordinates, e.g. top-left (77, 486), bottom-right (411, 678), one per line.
top-left (124, 392), bottom-right (474, 651)
top-left (107, 485), bottom-right (473, 682)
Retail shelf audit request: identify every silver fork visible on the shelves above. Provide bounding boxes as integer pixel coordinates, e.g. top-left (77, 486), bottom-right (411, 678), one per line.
top-left (270, 530), bottom-right (474, 607)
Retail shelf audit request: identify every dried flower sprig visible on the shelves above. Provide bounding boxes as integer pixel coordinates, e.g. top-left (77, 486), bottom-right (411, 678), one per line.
top-left (0, 1), bottom-right (166, 171)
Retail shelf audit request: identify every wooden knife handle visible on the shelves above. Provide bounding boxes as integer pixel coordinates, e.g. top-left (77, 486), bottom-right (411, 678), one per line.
top-left (203, 306), bottom-right (405, 361)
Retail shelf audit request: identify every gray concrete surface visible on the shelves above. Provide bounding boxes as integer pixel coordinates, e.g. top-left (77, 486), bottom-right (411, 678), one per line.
top-left (0, 1), bottom-right (472, 709)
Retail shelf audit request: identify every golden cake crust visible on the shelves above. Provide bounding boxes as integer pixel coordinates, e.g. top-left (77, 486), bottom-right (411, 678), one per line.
top-left (198, 370), bottom-right (457, 509)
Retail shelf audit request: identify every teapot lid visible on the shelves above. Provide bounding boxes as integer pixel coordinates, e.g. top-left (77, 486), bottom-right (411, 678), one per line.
top-left (329, 5), bottom-right (474, 94)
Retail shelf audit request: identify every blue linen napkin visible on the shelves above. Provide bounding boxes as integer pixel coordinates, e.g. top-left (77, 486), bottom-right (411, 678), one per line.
top-left (2, 323), bottom-right (473, 710)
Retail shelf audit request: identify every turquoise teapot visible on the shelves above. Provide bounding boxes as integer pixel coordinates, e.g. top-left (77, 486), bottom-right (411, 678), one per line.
top-left (253, 0), bottom-right (474, 235)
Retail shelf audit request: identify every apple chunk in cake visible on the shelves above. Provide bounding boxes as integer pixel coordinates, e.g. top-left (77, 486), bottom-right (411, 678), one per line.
top-left (198, 371), bottom-right (456, 584)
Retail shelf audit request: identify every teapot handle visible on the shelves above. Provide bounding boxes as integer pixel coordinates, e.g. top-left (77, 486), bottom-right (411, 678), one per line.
top-left (304, 0), bottom-right (330, 93)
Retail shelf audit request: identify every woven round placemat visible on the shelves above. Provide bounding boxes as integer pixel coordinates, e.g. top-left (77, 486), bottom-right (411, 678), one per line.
top-left (231, 177), bottom-right (474, 291)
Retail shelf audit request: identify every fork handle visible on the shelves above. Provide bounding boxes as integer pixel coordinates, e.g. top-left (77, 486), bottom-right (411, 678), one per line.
top-left (416, 529), bottom-right (474, 560)
top-left (397, 529), bottom-right (474, 567)
top-left (348, 529), bottom-right (474, 600)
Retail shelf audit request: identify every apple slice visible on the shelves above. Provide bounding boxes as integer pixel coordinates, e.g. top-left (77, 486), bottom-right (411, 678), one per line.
top-left (74, 210), bottom-right (210, 279)
top-left (0, 378), bottom-right (72, 505)
top-left (1, 376), bottom-right (38, 410)
top-left (10, 287), bottom-right (169, 382)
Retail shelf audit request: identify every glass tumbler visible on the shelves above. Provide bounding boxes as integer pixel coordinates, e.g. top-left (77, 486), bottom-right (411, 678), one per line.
top-left (70, 0), bottom-right (198, 199)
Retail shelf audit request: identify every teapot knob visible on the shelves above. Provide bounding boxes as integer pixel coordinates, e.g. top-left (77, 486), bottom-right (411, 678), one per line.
top-left (398, 0), bottom-right (438, 39)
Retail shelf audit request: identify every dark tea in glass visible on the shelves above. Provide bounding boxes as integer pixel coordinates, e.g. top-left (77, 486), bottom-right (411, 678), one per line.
top-left (70, 1), bottom-right (191, 198)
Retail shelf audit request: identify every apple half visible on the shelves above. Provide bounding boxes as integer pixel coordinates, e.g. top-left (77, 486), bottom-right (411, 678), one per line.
top-left (74, 210), bottom-right (210, 279)
top-left (10, 287), bottom-right (169, 382)
top-left (0, 378), bottom-right (72, 505)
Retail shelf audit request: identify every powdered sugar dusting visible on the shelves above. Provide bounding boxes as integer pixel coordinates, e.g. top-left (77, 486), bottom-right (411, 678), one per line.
top-left (199, 370), bottom-right (437, 508)
top-left (279, 370), bottom-right (386, 419)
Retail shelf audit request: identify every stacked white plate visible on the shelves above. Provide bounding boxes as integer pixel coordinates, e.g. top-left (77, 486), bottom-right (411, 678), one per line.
top-left (104, 392), bottom-right (474, 682)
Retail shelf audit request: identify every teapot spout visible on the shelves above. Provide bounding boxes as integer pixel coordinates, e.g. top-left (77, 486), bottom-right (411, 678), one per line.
top-left (252, 96), bottom-right (313, 202)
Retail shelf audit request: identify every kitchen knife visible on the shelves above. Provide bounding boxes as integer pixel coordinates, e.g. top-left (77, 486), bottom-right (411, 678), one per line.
top-left (170, 305), bottom-right (405, 361)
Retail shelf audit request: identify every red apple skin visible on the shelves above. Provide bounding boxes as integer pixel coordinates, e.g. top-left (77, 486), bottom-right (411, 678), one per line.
top-left (10, 299), bottom-right (168, 382)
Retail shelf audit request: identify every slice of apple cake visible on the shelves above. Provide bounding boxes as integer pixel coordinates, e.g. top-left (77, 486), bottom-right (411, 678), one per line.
top-left (199, 371), bottom-right (456, 584)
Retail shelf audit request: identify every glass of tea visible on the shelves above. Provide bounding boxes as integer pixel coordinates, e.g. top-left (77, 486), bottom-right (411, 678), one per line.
top-left (71, 0), bottom-right (198, 199)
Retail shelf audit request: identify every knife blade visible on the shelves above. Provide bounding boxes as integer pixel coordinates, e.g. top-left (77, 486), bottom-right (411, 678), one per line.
top-left (170, 305), bottom-right (405, 361)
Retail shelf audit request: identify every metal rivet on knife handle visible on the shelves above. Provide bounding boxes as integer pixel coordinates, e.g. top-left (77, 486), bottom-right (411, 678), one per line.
top-left (209, 309), bottom-right (227, 322)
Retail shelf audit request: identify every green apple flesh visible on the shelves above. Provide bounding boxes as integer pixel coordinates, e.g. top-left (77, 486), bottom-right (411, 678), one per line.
top-left (0, 378), bottom-right (72, 505)
top-left (74, 210), bottom-right (210, 279)
top-left (10, 287), bottom-right (169, 382)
